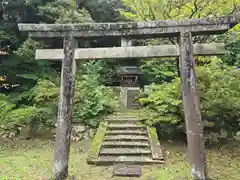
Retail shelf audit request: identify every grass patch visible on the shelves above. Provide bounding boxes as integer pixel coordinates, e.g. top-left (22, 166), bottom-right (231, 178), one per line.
top-left (87, 121), bottom-right (107, 163)
top-left (0, 139), bottom-right (239, 180)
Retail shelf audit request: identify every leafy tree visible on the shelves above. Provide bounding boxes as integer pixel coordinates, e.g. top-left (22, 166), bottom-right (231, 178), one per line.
top-left (120, 0), bottom-right (240, 82)
top-left (141, 59), bottom-right (177, 84)
top-left (0, 0), bottom-right (119, 139)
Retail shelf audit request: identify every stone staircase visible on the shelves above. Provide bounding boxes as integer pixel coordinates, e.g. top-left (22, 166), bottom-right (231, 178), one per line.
top-left (87, 111), bottom-right (164, 165)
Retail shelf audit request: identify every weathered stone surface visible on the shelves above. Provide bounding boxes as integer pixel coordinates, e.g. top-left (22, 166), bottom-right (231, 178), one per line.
top-left (106, 130), bottom-right (148, 135)
top-left (106, 118), bottom-right (141, 121)
top-left (91, 156), bottom-right (164, 165)
top-left (104, 135), bottom-right (148, 141)
top-left (72, 124), bottom-right (86, 133)
top-left (106, 120), bottom-right (142, 125)
top-left (113, 164), bottom-right (142, 177)
top-left (71, 134), bottom-right (83, 141)
top-left (126, 88), bottom-right (140, 109)
top-left (99, 147), bottom-right (151, 155)
top-left (102, 141), bottom-right (149, 147)
top-left (17, 15), bottom-right (237, 31)
top-left (87, 111), bottom-right (166, 166)
top-left (53, 36), bottom-right (76, 180)
top-left (179, 32), bottom-right (207, 179)
top-left (147, 126), bottom-right (164, 160)
top-left (108, 123), bottom-right (145, 130)
top-left (35, 43), bottom-right (226, 60)
top-left (18, 13), bottom-right (240, 37)
top-left (71, 124), bottom-right (87, 141)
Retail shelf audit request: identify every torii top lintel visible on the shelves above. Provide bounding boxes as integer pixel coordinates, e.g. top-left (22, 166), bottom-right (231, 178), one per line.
top-left (18, 13), bottom-right (240, 38)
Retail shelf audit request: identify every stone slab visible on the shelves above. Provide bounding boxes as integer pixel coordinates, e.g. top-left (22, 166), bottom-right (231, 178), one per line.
top-left (147, 126), bottom-right (164, 160)
top-left (104, 135), bottom-right (148, 141)
top-left (108, 124), bottom-right (145, 129)
top-left (93, 156), bottom-right (164, 165)
top-left (113, 164), bottom-right (142, 177)
top-left (18, 13), bottom-right (240, 38)
top-left (102, 141), bottom-right (149, 147)
top-left (106, 130), bottom-right (148, 135)
top-left (99, 147), bottom-right (151, 155)
top-left (35, 43), bottom-right (226, 60)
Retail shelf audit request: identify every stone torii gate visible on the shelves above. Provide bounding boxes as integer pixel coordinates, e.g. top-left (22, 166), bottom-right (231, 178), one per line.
top-left (18, 13), bottom-right (239, 180)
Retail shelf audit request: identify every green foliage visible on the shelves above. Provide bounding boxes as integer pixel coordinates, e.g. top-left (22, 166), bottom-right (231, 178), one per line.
top-left (121, 0), bottom-right (240, 21)
top-left (84, 0), bottom-right (126, 22)
top-left (138, 61), bottom-right (240, 142)
top-left (223, 32), bottom-right (240, 67)
top-left (0, 61), bottom-right (117, 136)
top-left (73, 61), bottom-right (118, 126)
top-left (139, 78), bottom-right (182, 126)
top-left (0, 0), bottom-right (122, 138)
top-left (141, 59), bottom-right (177, 84)
top-left (33, 79), bottom-right (59, 105)
top-left (38, 0), bottom-right (93, 23)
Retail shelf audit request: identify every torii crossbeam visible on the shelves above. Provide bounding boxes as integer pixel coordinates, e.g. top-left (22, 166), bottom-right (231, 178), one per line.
top-left (18, 12), bottom-right (240, 180)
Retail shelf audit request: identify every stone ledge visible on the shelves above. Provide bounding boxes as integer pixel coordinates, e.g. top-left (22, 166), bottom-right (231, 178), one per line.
top-left (147, 126), bottom-right (164, 160)
top-left (87, 121), bottom-right (108, 164)
top-left (92, 156), bottom-right (164, 165)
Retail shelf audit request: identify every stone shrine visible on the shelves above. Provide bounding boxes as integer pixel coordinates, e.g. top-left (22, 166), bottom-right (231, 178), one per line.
top-left (117, 66), bottom-right (142, 109)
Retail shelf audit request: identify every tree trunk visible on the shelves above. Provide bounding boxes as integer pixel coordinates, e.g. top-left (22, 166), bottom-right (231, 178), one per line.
top-left (179, 31), bottom-right (208, 180)
top-left (53, 35), bottom-right (76, 180)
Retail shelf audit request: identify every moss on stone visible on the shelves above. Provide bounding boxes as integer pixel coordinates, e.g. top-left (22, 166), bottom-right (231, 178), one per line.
top-left (147, 126), bottom-right (160, 146)
top-left (147, 125), bottom-right (164, 160)
top-left (87, 121), bottom-right (107, 163)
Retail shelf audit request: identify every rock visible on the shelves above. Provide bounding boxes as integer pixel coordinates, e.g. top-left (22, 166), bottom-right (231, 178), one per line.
top-left (71, 133), bottom-right (84, 141)
top-left (8, 131), bottom-right (16, 139)
top-left (75, 137), bottom-right (81, 141)
top-left (72, 124), bottom-right (86, 133)
top-left (234, 136), bottom-right (240, 142)
top-left (236, 131), bottom-right (240, 137)
top-left (71, 124), bottom-right (87, 141)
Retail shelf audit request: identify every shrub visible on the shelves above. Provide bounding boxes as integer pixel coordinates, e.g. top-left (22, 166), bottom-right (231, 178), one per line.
top-left (0, 60), bottom-right (118, 138)
top-left (73, 61), bottom-right (118, 127)
top-left (138, 60), bottom-right (240, 143)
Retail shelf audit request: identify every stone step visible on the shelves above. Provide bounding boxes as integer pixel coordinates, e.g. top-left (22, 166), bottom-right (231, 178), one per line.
top-left (106, 116), bottom-right (140, 120)
top-left (88, 156), bottom-right (164, 165)
top-left (107, 119), bottom-right (142, 124)
top-left (102, 141), bottom-right (149, 148)
top-left (99, 148), bottom-right (152, 156)
top-left (106, 130), bottom-right (148, 136)
top-left (113, 164), bottom-right (142, 177)
top-left (104, 135), bottom-right (149, 141)
top-left (106, 117), bottom-right (140, 121)
top-left (110, 113), bottom-right (139, 117)
top-left (107, 124), bottom-right (145, 130)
